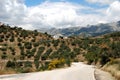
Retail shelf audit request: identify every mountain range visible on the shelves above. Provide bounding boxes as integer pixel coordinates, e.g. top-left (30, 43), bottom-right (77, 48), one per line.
top-left (39, 21), bottom-right (120, 37)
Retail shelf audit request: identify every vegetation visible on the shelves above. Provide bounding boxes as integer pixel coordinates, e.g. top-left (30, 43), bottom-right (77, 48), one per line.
top-left (0, 23), bottom-right (120, 80)
top-left (48, 59), bottom-right (65, 70)
top-left (103, 59), bottom-right (120, 80)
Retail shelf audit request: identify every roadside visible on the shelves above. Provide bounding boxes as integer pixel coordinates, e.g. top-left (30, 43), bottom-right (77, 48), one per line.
top-left (94, 69), bottom-right (116, 80)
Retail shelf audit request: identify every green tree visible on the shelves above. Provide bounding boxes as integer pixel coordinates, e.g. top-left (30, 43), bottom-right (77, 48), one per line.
top-left (24, 42), bottom-right (32, 49)
top-left (6, 61), bottom-right (15, 68)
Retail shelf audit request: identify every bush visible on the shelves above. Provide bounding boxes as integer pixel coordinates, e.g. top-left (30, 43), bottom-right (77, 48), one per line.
top-left (9, 47), bottom-right (15, 52)
top-left (0, 48), bottom-right (7, 51)
top-left (65, 59), bottom-right (71, 67)
top-left (11, 52), bottom-right (16, 55)
top-left (85, 52), bottom-right (98, 64)
top-left (34, 47), bottom-right (45, 61)
top-left (73, 48), bottom-right (80, 55)
top-left (17, 38), bottom-right (22, 42)
top-left (20, 30), bottom-right (29, 38)
top-left (0, 37), bottom-right (3, 42)
top-left (3, 44), bottom-right (7, 46)
top-left (9, 37), bottom-right (14, 42)
top-left (31, 48), bottom-right (36, 53)
top-left (48, 59), bottom-right (65, 70)
top-left (1, 54), bottom-right (7, 59)
top-left (24, 42), bottom-right (32, 49)
top-left (24, 61), bottom-right (32, 67)
top-left (26, 50), bottom-right (34, 58)
top-left (100, 53), bottom-right (110, 65)
top-left (31, 39), bottom-right (35, 42)
top-left (52, 40), bottom-right (59, 47)
top-left (33, 42), bottom-right (39, 47)
top-left (6, 61), bottom-right (15, 68)
top-left (20, 55), bottom-right (25, 60)
top-left (41, 48), bottom-right (52, 60)
top-left (18, 42), bottom-right (22, 46)
top-left (21, 67), bottom-right (33, 73)
top-left (16, 62), bottom-right (23, 67)
top-left (34, 32), bottom-right (38, 36)
top-left (34, 61), bottom-right (39, 69)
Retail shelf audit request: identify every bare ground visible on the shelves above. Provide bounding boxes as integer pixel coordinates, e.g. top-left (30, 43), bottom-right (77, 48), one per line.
top-left (94, 69), bottom-right (116, 80)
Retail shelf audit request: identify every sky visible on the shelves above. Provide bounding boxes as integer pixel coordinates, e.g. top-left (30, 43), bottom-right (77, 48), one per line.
top-left (0, 0), bottom-right (120, 30)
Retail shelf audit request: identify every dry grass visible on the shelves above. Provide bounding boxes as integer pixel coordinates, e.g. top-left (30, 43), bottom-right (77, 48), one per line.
top-left (102, 59), bottom-right (120, 80)
top-left (0, 69), bottom-right (16, 75)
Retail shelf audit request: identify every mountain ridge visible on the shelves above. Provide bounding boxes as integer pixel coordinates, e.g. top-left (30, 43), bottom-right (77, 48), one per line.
top-left (38, 21), bottom-right (120, 37)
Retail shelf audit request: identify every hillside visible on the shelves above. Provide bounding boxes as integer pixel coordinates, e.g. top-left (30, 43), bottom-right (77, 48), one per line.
top-left (0, 24), bottom-right (120, 79)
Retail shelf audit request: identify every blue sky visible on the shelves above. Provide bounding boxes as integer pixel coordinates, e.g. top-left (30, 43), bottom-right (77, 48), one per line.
top-left (25, 0), bottom-right (108, 8)
top-left (25, 0), bottom-right (44, 6)
top-left (25, 0), bottom-right (87, 6)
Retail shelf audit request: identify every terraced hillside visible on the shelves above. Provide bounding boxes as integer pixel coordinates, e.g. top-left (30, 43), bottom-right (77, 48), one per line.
top-left (0, 24), bottom-right (120, 80)
top-left (0, 24), bottom-right (82, 73)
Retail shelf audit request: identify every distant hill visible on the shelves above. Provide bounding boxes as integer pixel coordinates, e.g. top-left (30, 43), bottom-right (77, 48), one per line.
top-left (39, 21), bottom-right (120, 37)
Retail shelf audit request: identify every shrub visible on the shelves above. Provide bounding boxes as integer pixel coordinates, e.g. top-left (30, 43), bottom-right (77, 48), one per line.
top-left (16, 62), bottom-right (23, 67)
top-left (1, 54), bottom-right (7, 59)
top-left (6, 61), bottom-right (15, 68)
top-left (3, 44), bottom-right (7, 46)
top-left (9, 47), bottom-right (15, 52)
top-left (20, 30), bottom-right (29, 38)
top-left (100, 53), bottom-right (110, 65)
top-left (17, 38), bottom-right (22, 42)
top-left (9, 36), bottom-right (14, 42)
top-left (0, 48), bottom-right (7, 51)
top-left (24, 61), bottom-right (32, 68)
top-left (26, 50), bottom-right (34, 58)
top-left (24, 42), bottom-right (32, 49)
top-left (33, 42), bottom-right (39, 47)
top-left (31, 48), bottom-right (36, 53)
top-left (34, 47), bottom-right (45, 61)
top-left (21, 67), bottom-right (33, 73)
top-left (31, 39), bottom-right (35, 42)
top-left (11, 52), bottom-right (16, 55)
top-left (0, 37), bottom-right (3, 42)
top-left (33, 30), bottom-right (39, 36)
top-left (48, 59), bottom-right (65, 70)
top-left (20, 55), bottom-right (25, 60)
top-left (18, 42), bottom-right (22, 46)
top-left (85, 52), bottom-right (97, 64)
top-left (73, 48), bottom-right (80, 55)
top-left (41, 48), bottom-right (52, 60)
top-left (65, 58), bottom-right (71, 67)
top-left (52, 40), bottom-right (59, 47)
top-left (34, 61), bottom-right (39, 69)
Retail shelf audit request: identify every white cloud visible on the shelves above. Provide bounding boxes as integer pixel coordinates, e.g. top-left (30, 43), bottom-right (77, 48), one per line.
top-left (25, 2), bottom-right (81, 28)
top-left (0, 0), bottom-right (28, 28)
top-left (86, 0), bottom-right (118, 5)
top-left (0, 0), bottom-right (120, 30)
top-left (107, 1), bottom-right (120, 18)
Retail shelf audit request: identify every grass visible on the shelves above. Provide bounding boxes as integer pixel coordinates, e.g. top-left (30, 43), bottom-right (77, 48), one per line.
top-left (102, 59), bottom-right (120, 80)
top-left (0, 69), bottom-right (16, 75)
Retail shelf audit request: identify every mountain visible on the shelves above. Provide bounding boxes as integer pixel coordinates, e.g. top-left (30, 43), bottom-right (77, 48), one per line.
top-left (39, 21), bottom-right (120, 37)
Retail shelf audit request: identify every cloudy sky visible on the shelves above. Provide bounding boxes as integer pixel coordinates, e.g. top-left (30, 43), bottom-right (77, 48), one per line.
top-left (0, 0), bottom-right (120, 30)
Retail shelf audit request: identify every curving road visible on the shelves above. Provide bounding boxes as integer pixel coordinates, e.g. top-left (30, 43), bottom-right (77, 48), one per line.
top-left (0, 62), bottom-right (95, 80)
